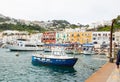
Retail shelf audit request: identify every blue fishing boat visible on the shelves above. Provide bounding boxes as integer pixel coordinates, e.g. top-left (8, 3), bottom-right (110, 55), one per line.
top-left (32, 46), bottom-right (78, 67)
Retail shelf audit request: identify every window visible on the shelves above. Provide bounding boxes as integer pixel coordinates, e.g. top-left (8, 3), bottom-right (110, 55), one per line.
top-left (98, 34), bottom-right (101, 36)
top-left (72, 34), bottom-right (74, 37)
top-left (93, 34), bottom-right (97, 36)
top-left (103, 33), bottom-right (107, 36)
top-left (57, 34), bottom-right (59, 38)
top-left (25, 45), bottom-right (36, 47)
top-left (113, 37), bottom-right (115, 40)
top-left (77, 34), bottom-right (80, 37)
top-left (67, 34), bottom-right (69, 37)
top-left (117, 39), bottom-right (119, 41)
top-left (94, 42), bottom-right (98, 44)
top-left (93, 38), bottom-right (96, 40)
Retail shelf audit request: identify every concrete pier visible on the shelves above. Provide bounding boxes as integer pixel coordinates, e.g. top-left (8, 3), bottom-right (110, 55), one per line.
top-left (85, 62), bottom-right (120, 82)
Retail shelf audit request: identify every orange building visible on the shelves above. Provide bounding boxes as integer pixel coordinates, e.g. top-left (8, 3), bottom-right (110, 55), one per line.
top-left (69, 32), bottom-right (92, 44)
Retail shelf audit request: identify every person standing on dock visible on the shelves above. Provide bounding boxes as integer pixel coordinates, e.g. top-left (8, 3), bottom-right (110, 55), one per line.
top-left (116, 49), bottom-right (120, 69)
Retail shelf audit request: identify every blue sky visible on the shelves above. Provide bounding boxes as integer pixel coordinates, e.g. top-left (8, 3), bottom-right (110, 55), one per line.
top-left (0, 0), bottom-right (120, 24)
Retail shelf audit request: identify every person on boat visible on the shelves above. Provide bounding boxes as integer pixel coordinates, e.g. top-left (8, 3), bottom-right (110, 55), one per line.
top-left (116, 49), bottom-right (120, 69)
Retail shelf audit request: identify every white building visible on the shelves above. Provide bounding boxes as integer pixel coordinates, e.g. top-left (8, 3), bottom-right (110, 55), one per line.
top-left (64, 28), bottom-right (86, 32)
top-left (30, 33), bottom-right (43, 43)
top-left (2, 30), bottom-right (29, 43)
top-left (114, 32), bottom-right (120, 45)
top-left (92, 32), bottom-right (110, 45)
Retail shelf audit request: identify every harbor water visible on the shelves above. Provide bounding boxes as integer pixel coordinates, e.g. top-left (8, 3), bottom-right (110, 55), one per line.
top-left (0, 48), bottom-right (107, 82)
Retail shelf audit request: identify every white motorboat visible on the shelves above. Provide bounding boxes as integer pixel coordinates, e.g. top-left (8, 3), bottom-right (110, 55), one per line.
top-left (5, 39), bottom-right (44, 51)
top-left (82, 43), bottom-right (95, 55)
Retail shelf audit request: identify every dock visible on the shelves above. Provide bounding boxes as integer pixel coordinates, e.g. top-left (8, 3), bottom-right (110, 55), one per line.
top-left (85, 62), bottom-right (120, 82)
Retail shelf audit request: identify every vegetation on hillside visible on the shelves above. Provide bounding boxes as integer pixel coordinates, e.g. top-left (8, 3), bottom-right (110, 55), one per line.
top-left (0, 13), bottom-right (120, 33)
top-left (0, 23), bottom-right (46, 33)
top-left (97, 25), bottom-right (111, 31)
top-left (0, 17), bottom-right (10, 22)
top-left (52, 20), bottom-right (70, 29)
top-left (97, 15), bottom-right (120, 31)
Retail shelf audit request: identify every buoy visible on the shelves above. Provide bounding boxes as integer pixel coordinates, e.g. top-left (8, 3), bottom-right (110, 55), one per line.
top-left (16, 53), bottom-right (19, 56)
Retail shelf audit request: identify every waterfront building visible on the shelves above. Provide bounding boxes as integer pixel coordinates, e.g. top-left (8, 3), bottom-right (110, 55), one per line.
top-left (30, 33), bottom-right (43, 43)
top-left (2, 30), bottom-right (29, 35)
top-left (80, 32), bottom-right (92, 44)
top-left (56, 31), bottom-right (68, 43)
top-left (2, 30), bottom-right (29, 43)
top-left (91, 20), bottom-right (112, 28)
top-left (42, 31), bottom-right (56, 44)
top-left (114, 32), bottom-right (120, 45)
top-left (69, 32), bottom-right (80, 43)
top-left (64, 28), bottom-right (74, 32)
top-left (92, 32), bottom-right (110, 45)
top-left (64, 28), bottom-right (89, 44)
top-left (73, 28), bottom-right (86, 32)
top-left (64, 28), bottom-right (86, 32)
top-left (69, 31), bottom-right (92, 44)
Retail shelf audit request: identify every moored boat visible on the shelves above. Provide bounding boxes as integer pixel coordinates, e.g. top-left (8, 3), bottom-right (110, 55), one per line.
top-left (82, 43), bottom-right (95, 55)
top-left (73, 50), bottom-right (82, 55)
top-left (5, 39), bottom-right (44, 51)
top-left (65, 48), bottom-right (74, 54)
top-left (32, 46), bottom-right (78, 67)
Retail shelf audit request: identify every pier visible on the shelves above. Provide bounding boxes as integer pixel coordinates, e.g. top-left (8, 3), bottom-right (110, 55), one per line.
top-left (85, 62), bottom-right (120, 82)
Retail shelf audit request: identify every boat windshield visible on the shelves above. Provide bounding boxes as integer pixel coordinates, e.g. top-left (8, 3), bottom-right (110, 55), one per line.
top-left (17, 39), bottom-right (28, 41)
top-left (52, 51), bottom-right (65, 56)
top-left (83, 47), bottom-right (94, 51)
top-left (25, 45), bottom-right (36, 47)
top-left (51, 47), bottom-right (66, 56)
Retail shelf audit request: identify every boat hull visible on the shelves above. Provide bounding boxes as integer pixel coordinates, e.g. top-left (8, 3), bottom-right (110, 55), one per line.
top-left (83, 51), bottom-right (95, 55)
top-left (6, 44), bottom-right (43, 51)
top-left (32, 56), bottom-right (78, 67)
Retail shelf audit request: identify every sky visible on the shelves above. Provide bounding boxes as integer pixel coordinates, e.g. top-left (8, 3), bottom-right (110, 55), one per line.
top-left (0, 0), bottom-right (120, 24)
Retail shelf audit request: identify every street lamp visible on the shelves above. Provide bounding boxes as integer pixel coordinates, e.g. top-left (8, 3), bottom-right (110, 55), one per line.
top-left (109, 19), bottom-right (116, 63)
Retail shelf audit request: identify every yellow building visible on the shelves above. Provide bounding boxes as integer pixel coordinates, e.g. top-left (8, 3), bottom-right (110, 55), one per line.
top-left (69, 32), bottom-right (92, 44)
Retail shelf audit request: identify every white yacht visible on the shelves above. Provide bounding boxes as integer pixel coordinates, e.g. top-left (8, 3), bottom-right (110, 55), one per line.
top-left (5, 39), bottom-right (44, 51)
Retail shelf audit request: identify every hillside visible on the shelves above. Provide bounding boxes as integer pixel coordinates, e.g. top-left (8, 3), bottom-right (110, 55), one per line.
top-left (1, 13), bottom-right (119, 33)
top-left (0, 14), bottom-right (90, 33)
top-left (0, 14), bottom-right (75, 33)
top-left (0, 14), bottom-right (48, 33)
top-left (97, 15), bottom-right (120, 32)
top-left (0, 23), bottom-right (46, 33)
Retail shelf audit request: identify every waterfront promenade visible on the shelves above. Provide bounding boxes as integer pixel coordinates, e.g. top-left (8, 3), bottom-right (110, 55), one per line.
top-left (85, 62), bottom-right (120, 82)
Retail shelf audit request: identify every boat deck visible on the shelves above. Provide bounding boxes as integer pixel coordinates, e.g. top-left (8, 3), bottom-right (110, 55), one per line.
top-left (33, 54), bottom-right (75, 59)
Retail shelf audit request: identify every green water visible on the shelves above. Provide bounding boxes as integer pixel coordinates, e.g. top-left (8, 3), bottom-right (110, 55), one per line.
top-left (0, 48), bottom-right (107, 82)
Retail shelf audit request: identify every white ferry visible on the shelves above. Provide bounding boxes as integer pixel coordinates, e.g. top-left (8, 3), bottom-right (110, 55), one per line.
top-left (5, 39), bottom-right (44, 51)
